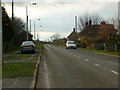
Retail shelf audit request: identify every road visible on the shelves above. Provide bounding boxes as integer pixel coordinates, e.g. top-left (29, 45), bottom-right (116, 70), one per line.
top-left (36, 44), bottom-right (118, 88)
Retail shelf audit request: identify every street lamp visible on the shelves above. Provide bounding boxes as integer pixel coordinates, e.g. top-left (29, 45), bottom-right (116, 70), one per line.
top-left (26, 2), bottom-right (37, 41)
top-left (33, 19), bottom-right (40, 40)
top-left (0, 1), bottom-right (2, 89)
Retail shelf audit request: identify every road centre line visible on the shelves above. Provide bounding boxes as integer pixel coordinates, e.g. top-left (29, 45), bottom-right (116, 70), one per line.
top-left (111, 70), bottom-right (119, 75)
top-left (94, 63), bottom-right (101, 67)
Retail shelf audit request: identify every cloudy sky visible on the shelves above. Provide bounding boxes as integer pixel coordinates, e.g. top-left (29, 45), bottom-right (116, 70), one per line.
top-left (2, 0), bottom-right (119, 41)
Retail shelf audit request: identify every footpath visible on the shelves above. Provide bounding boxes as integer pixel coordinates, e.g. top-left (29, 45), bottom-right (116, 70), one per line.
top-left (2, 49), bottom-right (42, 89)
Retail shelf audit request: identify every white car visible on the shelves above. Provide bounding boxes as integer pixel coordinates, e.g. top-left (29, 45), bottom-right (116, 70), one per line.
top-left (66, 41), bottom-right (77, 49)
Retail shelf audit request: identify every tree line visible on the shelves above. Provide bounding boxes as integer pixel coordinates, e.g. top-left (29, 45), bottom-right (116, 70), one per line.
top-left (2, 6), bottom-right (33, 53)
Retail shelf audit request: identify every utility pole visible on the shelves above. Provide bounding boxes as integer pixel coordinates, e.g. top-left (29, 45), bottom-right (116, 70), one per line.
top-left (0, 0), bottom-right (2, 89)
top-left (34, 21), bottom-right (36, 40)
top-left (26, 6), bottom-right (28, 41)
top-left (118, 1), bottom-right (120, 35)
top-left (75, 16), bottom-right (77, 33)
top-left (12, 0), bottom-right (14, 20)
top-left (30, 20), bottom-right (31, 33)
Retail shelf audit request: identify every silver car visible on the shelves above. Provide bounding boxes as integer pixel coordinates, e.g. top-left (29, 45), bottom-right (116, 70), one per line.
top-left (21, 41), bottom-right (35, 54)
top-left (66, 41), bottom-right (77, 49)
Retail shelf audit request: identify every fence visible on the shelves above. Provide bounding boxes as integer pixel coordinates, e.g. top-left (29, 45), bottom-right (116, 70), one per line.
top-left (93, 43), bottom-right (120, 52)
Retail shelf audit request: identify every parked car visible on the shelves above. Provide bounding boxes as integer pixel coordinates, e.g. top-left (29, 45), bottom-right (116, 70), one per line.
top-left (21, 41), bottom-right (35, 54)
top-left (66, 41), bottom-right (77, 49)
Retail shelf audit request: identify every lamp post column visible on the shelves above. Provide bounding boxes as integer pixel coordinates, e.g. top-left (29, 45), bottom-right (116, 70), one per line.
top-left (26, 6), bottom-right (28, 41)
top-left (0, 1), bottom-right (2, 89)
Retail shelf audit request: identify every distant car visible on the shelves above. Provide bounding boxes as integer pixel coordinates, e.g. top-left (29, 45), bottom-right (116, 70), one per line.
top-left (21, 41), bottom-right (35, 54)
top-left (66, 41), bottom-right (77, 49)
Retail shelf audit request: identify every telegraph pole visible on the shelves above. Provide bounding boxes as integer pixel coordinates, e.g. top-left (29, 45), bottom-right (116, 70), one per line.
top-left (0, 0), bottom-right (2, 89)
top-left (30, 20), bottom-right (31, 33)
top-left (75, 16), bottom-right (77, 33)
top-left (12, 0), bottom-right (14, 20)
top-left (34, 21), bottom-right (36, 40)
top-left (26, 6), bottom-right (28, 41)
top-left (118, 1), bottom-right (120, 35)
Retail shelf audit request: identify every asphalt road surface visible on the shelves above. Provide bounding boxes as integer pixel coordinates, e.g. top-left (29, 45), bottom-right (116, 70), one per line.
top-left (36, 44), bottom-right (118, 88)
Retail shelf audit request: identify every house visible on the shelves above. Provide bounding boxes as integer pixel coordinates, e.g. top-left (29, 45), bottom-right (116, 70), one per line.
top-left (67, 28), bottom-right (79, 42)
top-left (67, 20), bottom-right (118, 50)
top-left (80, 20), bottom-right (117, 42)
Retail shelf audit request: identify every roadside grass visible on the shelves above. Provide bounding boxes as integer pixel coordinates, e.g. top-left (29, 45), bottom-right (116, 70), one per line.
top-left (4, 45), bottom-right (20, 54)
top-left (80, 48), bottom-right (120, 56)
top-left (32, 54), bottom-right (39, 59)
top-left (3, 62), bottom-right (36, 78)
top-left (36, 44), bottom-right (44, 49)
top-left (3, 54), bottom-right (32, 60)
top-left (52, 44), bottom-right (65, 47)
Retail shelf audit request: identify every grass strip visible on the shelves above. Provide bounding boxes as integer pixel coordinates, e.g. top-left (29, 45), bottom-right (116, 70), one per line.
top-left (36, 44), bottom-right (44, 49)
top-left (3, 62), bottom-right (36, 78)
top-left (3, 54), bottom-right (32, 60)
top-left (52, 44), bottom-right (65, 47)
top-left (80, 48), bottom-right (120, 56)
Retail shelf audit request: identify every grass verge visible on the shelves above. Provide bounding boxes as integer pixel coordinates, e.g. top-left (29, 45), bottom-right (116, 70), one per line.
top-left (52, 44), bottom-right (65, 47)
top-left (80, 48), bottom-right (120, 56)
top-left (3, 62), bottom-right (36, 78)
top-left (36, 44), bottom-right (44, 49)
top-left (3, 54), bottom-right (32, 60)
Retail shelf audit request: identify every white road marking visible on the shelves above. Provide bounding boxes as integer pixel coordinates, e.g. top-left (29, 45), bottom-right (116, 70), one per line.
top-left (111, 70), bottom-right (119, 75)
top-left (94, 63), bottom-right (101, 67)
top-left (44, 58), bottom-right (50, 88)
top-left (85, 59), bottom-right (89, 62)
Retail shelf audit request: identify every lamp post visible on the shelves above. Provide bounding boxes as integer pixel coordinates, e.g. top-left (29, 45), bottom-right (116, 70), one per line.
top-left (26, 2), bottom-right (37, 41)
top-left (26, 6), bottom-right (28, 41)
top-left (0, 1), bottom-right (2, 89)
top-left (33, 19), bottom-right (40, 40)
top-left (39, 26), bottom-right (42, 41)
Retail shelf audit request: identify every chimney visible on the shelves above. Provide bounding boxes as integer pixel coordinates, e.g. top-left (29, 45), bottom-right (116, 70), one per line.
top-left (73, 28), bottom-right (76, 32)
top-left (85, 22), bottom-right (88, 26)
top-left (89, 20), bottom-right (92, 25)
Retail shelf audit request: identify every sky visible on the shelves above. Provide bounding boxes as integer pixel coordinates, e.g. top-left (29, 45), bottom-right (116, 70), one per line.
top-left (1, 0), bottom-right (119, 41)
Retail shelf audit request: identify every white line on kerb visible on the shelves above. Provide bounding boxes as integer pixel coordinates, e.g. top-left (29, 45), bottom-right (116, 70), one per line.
top-left (111, 70), bottom-right (119, 75)
top-left (85, 59), bottom-right (89, 62)
top-left (94, 63), bottom-right (101, 67)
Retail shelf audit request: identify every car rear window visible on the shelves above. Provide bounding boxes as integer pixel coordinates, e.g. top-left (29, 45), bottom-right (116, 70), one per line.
top-left (68, 42), bottom-right (75, 44)
top-left (22, 41), bottom-right (34, 45)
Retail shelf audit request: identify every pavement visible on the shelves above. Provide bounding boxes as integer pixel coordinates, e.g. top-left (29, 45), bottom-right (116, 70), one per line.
top-left (2, 49), bottom-right (41, 89)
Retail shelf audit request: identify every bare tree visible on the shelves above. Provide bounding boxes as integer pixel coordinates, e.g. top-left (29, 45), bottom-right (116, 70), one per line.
top-left (50, 33), bottom-right (60, 41)
top-left (78, 12), bottom-right (102, 31)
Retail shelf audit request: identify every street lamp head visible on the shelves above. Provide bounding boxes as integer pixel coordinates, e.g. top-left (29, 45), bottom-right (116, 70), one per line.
top-left (31, 2), bottom-right (37, 5)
